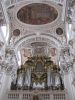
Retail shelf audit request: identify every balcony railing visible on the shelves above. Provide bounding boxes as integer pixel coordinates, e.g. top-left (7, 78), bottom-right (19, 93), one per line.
top-left (5, 90), bottom-right (69, 100)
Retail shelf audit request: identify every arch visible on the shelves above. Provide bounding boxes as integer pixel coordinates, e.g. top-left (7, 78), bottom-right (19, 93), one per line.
top-left (14, 34), bottom-right (62, 51)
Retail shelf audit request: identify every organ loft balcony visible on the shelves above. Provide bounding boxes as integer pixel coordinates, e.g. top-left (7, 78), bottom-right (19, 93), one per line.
top-left (4, 56), bottom-right (69, 100)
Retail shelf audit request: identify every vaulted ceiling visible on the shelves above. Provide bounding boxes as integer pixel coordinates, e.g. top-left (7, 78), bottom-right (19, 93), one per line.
top-left (0, 0), bottom-right (75, 65)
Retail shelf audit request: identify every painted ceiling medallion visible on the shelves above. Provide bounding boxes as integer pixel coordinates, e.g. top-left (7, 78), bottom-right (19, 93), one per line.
top-left (56, 27), bottom-right (63, 35)
top-left (13, 29), bottom-right (20, 36)
top-left (17, 3), bottom-right (58, 25)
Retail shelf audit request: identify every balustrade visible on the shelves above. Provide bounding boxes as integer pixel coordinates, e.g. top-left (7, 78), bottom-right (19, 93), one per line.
top-left (6, 90), bottom-right (68, 100)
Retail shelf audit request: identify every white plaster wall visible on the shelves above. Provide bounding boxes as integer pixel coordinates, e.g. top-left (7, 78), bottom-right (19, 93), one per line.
top-left (63, 72), bottom-right (75, 100)
top-left (0, 28), bottom-right (6, 43)
top-left (0, 73), bottom-right (12, 100)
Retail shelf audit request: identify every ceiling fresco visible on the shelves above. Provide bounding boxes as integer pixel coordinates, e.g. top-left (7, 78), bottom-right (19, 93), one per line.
top-left (17, 3), bottom-right (58, 25)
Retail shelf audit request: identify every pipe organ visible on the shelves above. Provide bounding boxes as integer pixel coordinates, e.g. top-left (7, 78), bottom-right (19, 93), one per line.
top-left (11, 56), bottom-right (64, 90)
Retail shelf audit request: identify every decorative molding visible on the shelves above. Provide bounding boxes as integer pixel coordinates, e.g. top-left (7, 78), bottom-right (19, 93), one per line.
top-left (0, 45), bottom-right (18, 76)
top-left (59, 44), bottom-right (74, 73)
